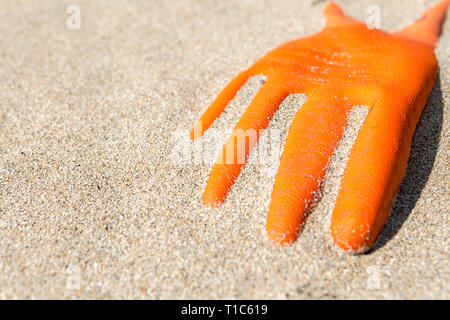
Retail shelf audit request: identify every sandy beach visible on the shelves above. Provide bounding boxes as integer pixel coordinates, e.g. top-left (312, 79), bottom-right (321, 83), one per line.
top-left (0, 0), bottom-right (449, 299)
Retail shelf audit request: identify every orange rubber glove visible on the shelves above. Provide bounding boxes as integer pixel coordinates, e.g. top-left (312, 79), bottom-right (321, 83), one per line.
top-left (190, 1), bottom-right (449, 252)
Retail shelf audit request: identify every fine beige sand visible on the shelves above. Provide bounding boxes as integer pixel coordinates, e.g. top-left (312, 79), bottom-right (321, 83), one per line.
top-left (0, 0), bottom-right (449, 299)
